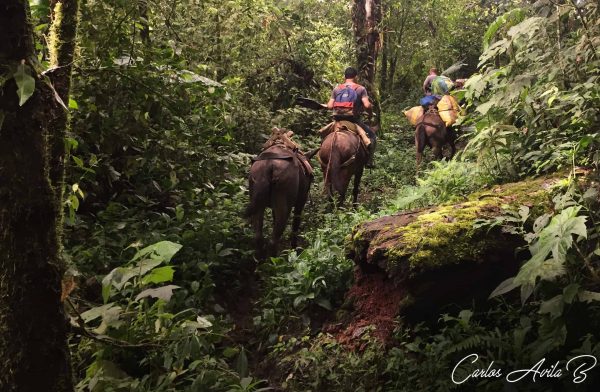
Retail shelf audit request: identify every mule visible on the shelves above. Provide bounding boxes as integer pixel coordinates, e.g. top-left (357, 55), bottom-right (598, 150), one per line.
top-left (244, 145), bottom-right (312, 257)
top-left (318, 126), bottom-right (368, 206)
top-left (415, 109), bottom-right (456, 172)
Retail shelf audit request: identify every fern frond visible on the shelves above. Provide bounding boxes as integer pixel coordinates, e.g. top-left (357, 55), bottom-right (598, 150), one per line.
top-left (442, 335), bottom-right (484, 358)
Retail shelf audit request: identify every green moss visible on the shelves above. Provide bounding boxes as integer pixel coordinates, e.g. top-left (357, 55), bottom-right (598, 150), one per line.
top-left (381, 176), bottom-right (559, 276)
top-left (48, 2), bottom-right (63, 67)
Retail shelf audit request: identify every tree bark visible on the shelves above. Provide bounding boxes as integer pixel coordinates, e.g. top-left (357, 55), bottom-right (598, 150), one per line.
top-left (138, 0), bottom-right (151, 45)
top-left (379, 2), bottom-right (389, 100)
top-left (386, 4), bottom-right (408, 97)
top-left (352, 0), bottom-right (382, 128)
top-left (48, 0), bottom-right (79, 207)
top-left (380, 27), bottom-right (389, 100)
top-left (388, 55), bottom-right (397, 94)
top-left (0, 1), bottom-right (78, 391)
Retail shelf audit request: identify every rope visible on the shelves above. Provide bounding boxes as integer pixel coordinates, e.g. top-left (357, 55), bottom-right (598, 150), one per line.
top-left (323, 131), bottom-right (337, 190)
top-left (416, 121), bottom-right (443, 129)
top-left (416, 111), bottom-right (446, 129)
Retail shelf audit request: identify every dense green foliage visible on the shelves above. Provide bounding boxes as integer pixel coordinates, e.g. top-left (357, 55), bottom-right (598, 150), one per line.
top-left (380, 0), bottom-right (519, 105)
top-left (462, 0), bottom-right (599, 178)
top-left (21, 0), bottom-right (597, 390)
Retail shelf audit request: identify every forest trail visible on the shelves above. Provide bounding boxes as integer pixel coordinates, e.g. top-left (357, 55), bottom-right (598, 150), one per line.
top-left (3, 1), bottom-right (597, 391)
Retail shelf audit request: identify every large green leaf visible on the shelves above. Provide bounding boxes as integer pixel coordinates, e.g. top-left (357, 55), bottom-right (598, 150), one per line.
top-left (482, 8), bottom-right (527, 50)
top-left (489, 277), bottom-right (519, 298)
top-left (13, 63), bottom-right (35, 106)
top-left (507, 17), bottom-right (544, 39)
top-left (100, 242), bottom-right (182, 302)
top-left (80, 303), bottom-right (122, 323)
top-left (131, 241), bottom-right (182, 263)
top-left (102, 258), bottom-right (162, 291)
top-left (514, 206), bottom-right (587, 287)
top-left (475, 101), bottom-right (494, 115)
top-left (235, 347), bottom-right (249, 378)
top-left (579, 291), bottom-right (600, 302)
top-left (538, 295), bottom-right (563, 319)
top-left (135, 285), bottom-right (180, 302)
top-left (141, 266), bottom-right (175, 285)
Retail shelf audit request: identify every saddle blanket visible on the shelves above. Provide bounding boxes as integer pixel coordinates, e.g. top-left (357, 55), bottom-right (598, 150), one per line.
top-left (252, 146), bottom-right (313, 177)
top-left (318, 121), bottom-right (371, 148)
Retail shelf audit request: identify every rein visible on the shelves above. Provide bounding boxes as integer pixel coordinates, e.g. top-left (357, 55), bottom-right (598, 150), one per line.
top-left (324, 131), bottom-right (337, 187)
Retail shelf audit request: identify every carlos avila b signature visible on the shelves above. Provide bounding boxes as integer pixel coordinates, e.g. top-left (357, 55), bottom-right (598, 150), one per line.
top-left (451, 353), bottom-right (597, 384)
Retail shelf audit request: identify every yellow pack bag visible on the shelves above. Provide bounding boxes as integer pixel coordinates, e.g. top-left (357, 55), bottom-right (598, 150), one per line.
top-left (449, 94), bottom-right (463, 114)
top-left (404, 106), bottom-right (424, 126)
top-left (437, 95), bottom-right (459, 127)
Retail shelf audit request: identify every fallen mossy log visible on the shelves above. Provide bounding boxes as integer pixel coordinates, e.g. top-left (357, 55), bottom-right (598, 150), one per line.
top-left (343, 175), bottom-right (561, 330)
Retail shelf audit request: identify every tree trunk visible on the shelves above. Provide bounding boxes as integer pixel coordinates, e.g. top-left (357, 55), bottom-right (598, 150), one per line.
top-left (139, 0), bottom-right (151, 45)
top-left (380, 27), bottom-right (389, 101)
top-left (379, 2), bottom-right (389, 100)
top-left (388, 55), bottom-right (397, 94)
top-left (0, 1), bottom-right (79, 391)
top-left (386, 4), bottom-right (407, 98)
top-left (352, 0), bottom-right (382, 128)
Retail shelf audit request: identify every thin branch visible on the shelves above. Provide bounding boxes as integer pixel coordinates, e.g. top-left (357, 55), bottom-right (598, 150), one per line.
top-left (66, 298), bottom-right (164, 349)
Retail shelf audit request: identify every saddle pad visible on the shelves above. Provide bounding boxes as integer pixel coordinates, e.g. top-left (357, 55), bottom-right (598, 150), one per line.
top-left (251, 152), bottom-right (293, 162)
top-left (335, 121), bottom-right (371, 149)
top-left (319, 121), bottom-right (371, 149)
top-left (251, 151), bottom-right (313, 177)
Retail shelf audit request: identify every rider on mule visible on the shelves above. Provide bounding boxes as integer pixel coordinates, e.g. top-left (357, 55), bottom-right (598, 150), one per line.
top-left (326, 67), bottom-right (376, 168)
top-left (422, 67), bottom-right (439, 96)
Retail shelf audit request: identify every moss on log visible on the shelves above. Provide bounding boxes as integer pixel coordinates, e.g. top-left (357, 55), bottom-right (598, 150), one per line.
top-left (344, 175), bottom-right (562, 324)
top-left (348, 175), bottom-right (559, 278)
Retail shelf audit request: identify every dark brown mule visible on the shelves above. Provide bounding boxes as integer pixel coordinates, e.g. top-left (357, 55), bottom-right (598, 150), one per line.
top-left (318, 128), bottom-right (368, 205)
top-left (245, 145), bottom-right (312, 257)
top-left (415, 109), bottom-right (456, 171)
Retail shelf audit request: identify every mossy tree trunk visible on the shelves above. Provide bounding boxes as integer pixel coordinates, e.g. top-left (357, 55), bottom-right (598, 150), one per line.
top-left (352, 0), bottom-right (382, 128)
top-left (0, 1), bottom-right (79, 391)
top-left (379, 13), bottom-right (389, 100)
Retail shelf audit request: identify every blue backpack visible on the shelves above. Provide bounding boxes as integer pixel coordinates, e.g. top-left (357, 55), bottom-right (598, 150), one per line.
top-left (333, 83), bottom-right (360, 115)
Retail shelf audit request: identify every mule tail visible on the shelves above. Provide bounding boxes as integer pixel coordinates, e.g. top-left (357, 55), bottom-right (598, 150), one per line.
top-left (415, 123), bottom-right (427, 171)
top-left (415, 123), bottom-right (427, 153)
top-left (244, 168), bottom-right (271, 218)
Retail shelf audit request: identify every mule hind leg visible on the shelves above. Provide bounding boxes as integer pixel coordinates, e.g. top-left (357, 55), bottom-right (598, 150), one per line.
top-left (332, 171), bottom-right (352, 206)
top-left (251, 209), bottom-right (266, 259)
top-left (447, 126), bottom-right (457, 159)
top-left (415, 125), bottom-right (427, 173)
top-left (291, 183), bottom-right (310, 249)
top-left (352, 166), bottom-right (364, 206)
top-left (270, 186), bottom-right (294, 256)
top-left (246, 167), bottom-right (270, 259)
top-left (432, 145), bottom-right (443, 160)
